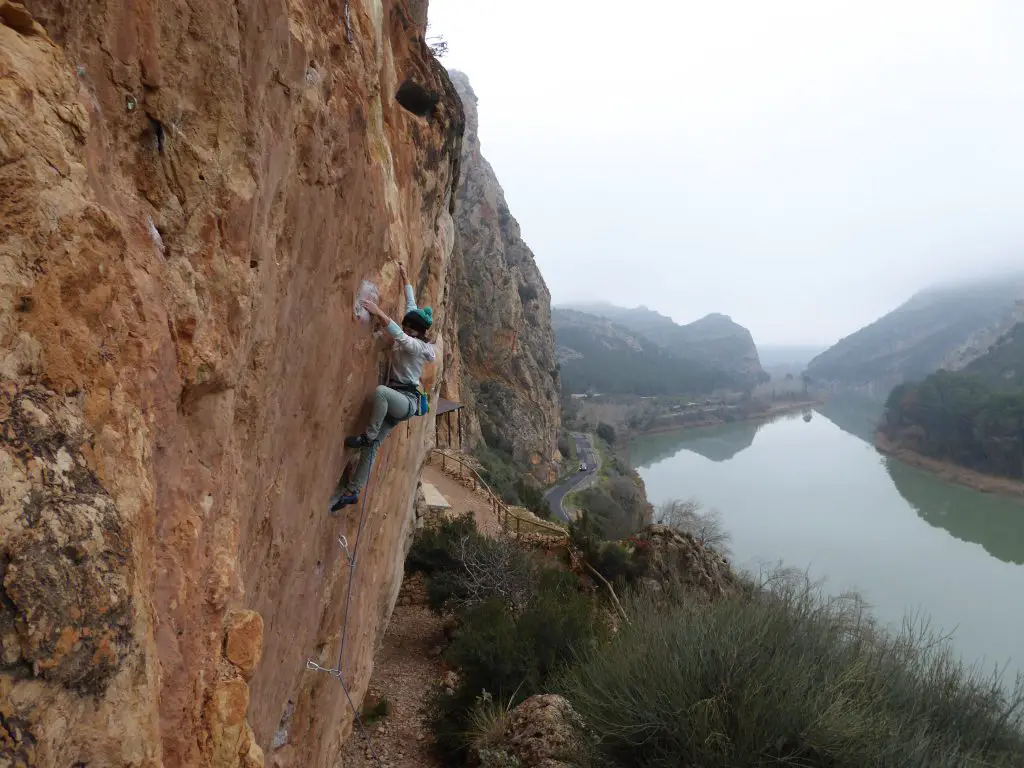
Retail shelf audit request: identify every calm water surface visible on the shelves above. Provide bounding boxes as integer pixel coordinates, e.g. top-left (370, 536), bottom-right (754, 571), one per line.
top-left (628, 400), bottom-right (1024, 682)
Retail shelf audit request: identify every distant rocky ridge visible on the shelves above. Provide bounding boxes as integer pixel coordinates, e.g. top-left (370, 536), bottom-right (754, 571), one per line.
top-left (443, 71), bottom-right (562, 482)
top-left (564, 302), bottom-right (765, 384)
top-left (960, 321), bottom-right (1024, 391)
top-left (552, 308), bottom-right (744, 396)
top-left (805, 276), bottom-right (1024, 397)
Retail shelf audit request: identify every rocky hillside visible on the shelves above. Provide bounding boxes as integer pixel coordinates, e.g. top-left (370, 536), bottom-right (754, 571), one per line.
top-left (805, 276), bottom-right (1024, 397)
top-left (567, 302), bottom-right (765, 383)
top-left (553, 308), bottom-right (747, 395)
top-left (961, 321), bottom-right (1024, 391)
top-left (443, 71), bottom-right (562, 483)
top-left (0, 2), bottom-right (463, 765)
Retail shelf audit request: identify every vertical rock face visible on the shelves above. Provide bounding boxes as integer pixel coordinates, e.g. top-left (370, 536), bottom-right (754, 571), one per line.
top-left (445, 70), bottom-right (562, 483)
top-left (0, 1), bottom-right (462, 765)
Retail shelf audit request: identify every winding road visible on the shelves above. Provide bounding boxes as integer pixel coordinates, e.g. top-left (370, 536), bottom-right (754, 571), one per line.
top-left (545, 432), bottom-right (600, 522)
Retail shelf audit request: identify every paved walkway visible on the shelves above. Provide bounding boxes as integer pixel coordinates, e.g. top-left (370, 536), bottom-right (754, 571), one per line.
top-left (421, 463), bottom-right (503, 536)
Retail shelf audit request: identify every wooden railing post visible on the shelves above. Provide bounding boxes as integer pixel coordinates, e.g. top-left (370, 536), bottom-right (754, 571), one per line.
top-left (427, 448), bottom-right (567, 543)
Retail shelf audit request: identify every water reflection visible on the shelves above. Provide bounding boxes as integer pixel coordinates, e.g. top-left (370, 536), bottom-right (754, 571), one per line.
top-left (817, 397), bottom-right (1024, 566)
top-left (814, 395), bottom-right (883, 444)
top-left (628, 418), bottom-right (764, 468)
top-left (630, 402), bottom-right (1024, 681)
top-left (884, 457), bottom-right (1024, 565)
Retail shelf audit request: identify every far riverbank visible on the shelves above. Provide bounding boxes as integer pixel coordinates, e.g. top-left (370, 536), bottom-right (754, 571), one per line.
top-left (625, 398), bottom-right (823, 439)
top-left (875, 432), bottom-right (1024, 500)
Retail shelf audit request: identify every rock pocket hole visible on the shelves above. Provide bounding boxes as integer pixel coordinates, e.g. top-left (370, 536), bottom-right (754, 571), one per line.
top-left (147, 115), bottom-right (165, 153)
top-left (395, 79), bottom-right (439, 117)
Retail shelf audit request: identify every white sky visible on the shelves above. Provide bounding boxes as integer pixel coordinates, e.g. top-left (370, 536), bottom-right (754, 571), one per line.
top-left (427, 0), bottom-right (1024, 345)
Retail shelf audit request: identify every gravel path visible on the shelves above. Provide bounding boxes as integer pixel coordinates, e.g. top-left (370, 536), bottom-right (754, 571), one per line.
top-left (340, 466), bottom-right (504, 767)
top-left (338, 577), bottom-right (446, 768)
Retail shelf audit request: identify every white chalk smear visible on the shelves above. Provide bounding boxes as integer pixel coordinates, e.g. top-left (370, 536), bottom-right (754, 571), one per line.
top-left (148, 217), bottom-right (166, 255)
top-left (354, 280), bottom-right (379, 323)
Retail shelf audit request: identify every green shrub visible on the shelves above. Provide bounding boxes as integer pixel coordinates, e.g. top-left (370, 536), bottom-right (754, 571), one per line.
top-left (557, 432), bottom-right (573, 460)
top-left (558, 576), bottom-right (1024, 768)
top-left (430, 569), bottom-right (599, 760)
top-left (406, 513), bottom-right (478, 576)
top-left (596, 422), bottom-right (617, 444)
top-left (360, 695), bottom-right (392, 725)
top-left (516, 479), bottom-right (552, 519)
top-left (466, 691), bottom-right (516, 760)
top-left (575, 487), bottom-right (638, 540)
top-left (411, 518), bottom-right (537, 615)
top-left (569, 513), bottom-right (647, 586)
top-left (475, 446), bottom-right (523, 506)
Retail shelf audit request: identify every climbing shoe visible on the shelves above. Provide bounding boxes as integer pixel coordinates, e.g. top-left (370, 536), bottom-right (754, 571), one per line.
top-left (344, 434), bottom-right (370, 449)
top-left (329, 492), bottom-right (359, 515)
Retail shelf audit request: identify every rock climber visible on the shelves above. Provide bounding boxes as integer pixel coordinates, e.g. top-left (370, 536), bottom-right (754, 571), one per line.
top-left (329, 263), bottom-right (435, 514)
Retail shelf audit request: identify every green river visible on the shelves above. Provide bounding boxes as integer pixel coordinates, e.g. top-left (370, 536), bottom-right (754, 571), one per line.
top-left (628, 398), bottom-right (1024, 683)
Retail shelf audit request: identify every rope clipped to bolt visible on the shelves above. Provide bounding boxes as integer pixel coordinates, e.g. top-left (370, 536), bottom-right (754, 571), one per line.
top-left (307, 448), bottom-right (391, 765)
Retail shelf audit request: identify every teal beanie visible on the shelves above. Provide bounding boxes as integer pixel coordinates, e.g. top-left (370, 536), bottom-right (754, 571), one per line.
top-left (403, 306), bottom-right (433, 332)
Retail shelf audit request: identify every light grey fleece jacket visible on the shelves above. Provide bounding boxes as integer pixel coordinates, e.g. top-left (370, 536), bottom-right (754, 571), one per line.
top-left (384, 284), bottom-right (436, 388)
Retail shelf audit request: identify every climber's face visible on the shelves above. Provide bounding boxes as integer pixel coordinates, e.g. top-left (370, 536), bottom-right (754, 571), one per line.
top-left (403, 322), bottom-right (425, 340)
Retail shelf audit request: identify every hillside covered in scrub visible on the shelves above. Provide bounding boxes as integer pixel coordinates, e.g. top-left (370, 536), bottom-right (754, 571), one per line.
top-left (399, 501), bottom-right (1024, 768)
top-left (882, 322), bottom-right (1024, 481)
top-left (805, 277), bottom-right (1024, 397)
top-left (552, 308), bottom-right (743, 396)
top-left (564, 302), bottom-right (766, 385)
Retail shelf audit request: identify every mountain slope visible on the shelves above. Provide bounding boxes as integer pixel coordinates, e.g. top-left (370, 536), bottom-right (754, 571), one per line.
top-left (962, 322), bottom-right (1024, 391)
top-left (552, 309), bottom-right (739, 395)
top-left (444, 71), bottom-right (562, 483)
top-left (882, 321), bottom-right (1024, 480)
top-left (806, 276), bottom-right (1024, 396)
top-left (565, 302), bottom-right (765, 383)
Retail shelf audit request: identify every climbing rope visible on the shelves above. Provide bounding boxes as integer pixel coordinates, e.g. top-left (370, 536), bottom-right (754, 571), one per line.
top-left (307, 446), bottom-right (392, 765)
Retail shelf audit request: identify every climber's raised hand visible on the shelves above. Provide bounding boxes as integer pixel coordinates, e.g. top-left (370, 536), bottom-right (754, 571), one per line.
top-left (398, 262), bottom-right (408, 284)
top-left (361, 299), bottom-right (383, 319)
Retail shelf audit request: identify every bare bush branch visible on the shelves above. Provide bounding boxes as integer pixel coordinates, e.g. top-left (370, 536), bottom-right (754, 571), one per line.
top-left (657, 498), bottom-right (732, 555)
top-left (454, 534), bottom-right (537, 614)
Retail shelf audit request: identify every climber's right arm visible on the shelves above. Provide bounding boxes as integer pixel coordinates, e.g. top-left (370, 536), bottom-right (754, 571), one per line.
top-left (398, 262), bottom-right (417, 315)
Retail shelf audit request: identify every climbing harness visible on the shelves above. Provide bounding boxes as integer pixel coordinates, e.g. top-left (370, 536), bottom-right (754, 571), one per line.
top-left (306, 448), bottom-right (391, 765)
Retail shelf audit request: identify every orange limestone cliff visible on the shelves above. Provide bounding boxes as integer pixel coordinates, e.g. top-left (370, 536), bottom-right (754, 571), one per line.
top-left (0, 0), bottom-right (463, 765)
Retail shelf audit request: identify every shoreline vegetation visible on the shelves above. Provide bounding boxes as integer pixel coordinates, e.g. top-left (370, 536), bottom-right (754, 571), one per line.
top-left (876, 432), bottom-right (1024, 501)
top-left (564, 389), bottom-right (824, 445)
top-left (627, 398), bottom-right (822, 438)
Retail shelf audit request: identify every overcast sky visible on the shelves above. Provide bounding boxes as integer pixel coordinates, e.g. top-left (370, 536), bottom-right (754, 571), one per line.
top-left (427, 1), bottom-right (1024, 346)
